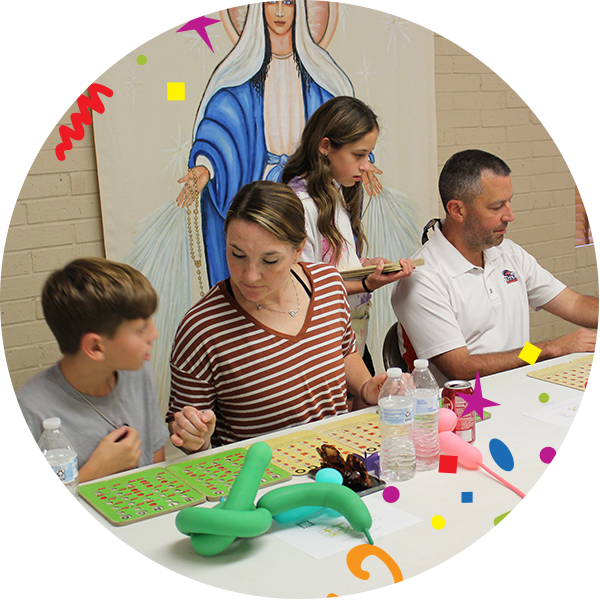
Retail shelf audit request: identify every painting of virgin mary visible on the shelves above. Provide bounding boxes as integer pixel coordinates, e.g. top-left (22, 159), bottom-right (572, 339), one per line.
top-left (176, 0), bottom-right (354, 286)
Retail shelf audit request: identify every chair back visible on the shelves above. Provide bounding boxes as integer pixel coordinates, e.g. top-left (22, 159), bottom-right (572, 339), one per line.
top-left (382, 323), bottom-right (408, 372)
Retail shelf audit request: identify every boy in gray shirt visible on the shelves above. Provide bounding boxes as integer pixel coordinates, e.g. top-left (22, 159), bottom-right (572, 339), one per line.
top-left (17, 258), bottom-right (168, 482)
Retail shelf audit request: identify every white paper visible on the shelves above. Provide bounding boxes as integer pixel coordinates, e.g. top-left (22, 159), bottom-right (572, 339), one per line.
top-left (522, 397), bottom-right (580, 429)
top-left (270, 495), bottom-right (422, 560)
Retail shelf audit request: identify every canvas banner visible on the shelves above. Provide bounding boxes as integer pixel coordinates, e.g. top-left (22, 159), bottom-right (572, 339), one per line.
top-left (94, 2), bottom-right (438, 411)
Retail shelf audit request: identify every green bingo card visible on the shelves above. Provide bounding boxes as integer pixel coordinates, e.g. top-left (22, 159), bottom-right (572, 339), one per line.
top-left (167, 447), bottom-right (292, 501)
top-left (79, 466), bottom-right (206, 526)
top-left (80, 448), bottom-right (292, 525)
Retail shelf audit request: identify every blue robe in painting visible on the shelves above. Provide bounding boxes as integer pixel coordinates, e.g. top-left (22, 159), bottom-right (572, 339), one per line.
top-left (189, 78), bottom-right (333, 287)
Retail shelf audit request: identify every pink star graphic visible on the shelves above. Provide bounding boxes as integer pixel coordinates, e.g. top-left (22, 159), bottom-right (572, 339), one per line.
top-left (456, 370), bottom-right (500, 419)
top-left (177, 16), bottom-right (221, 52)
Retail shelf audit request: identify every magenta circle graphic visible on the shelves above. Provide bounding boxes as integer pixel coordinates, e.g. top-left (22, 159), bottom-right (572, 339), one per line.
top-left (540, 447), bottom-right (557, 464)
top-left (382, 486), bottom-right (400, 503)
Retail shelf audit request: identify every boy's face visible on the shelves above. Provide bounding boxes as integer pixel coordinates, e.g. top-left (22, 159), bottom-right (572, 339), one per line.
top-left (101, 318), bottom-right (158, 371)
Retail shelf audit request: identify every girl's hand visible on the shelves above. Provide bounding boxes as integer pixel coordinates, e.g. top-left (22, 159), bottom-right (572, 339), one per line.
top-left (362, 163), bottom-right (383, 197)
top-left (175, 166), bottom-right (210, 207)
top-left (363, 258), bottom-right (414, 291)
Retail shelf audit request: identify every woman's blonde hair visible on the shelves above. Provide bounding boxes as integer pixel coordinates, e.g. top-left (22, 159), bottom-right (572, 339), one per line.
top-left (225, 180), bottom-right (307, 249)
top-left (282, 96), bottom-right (378, 264)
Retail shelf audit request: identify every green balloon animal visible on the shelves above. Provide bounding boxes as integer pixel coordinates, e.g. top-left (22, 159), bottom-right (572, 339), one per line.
top-left (175, 441), bottom-right (374, 556)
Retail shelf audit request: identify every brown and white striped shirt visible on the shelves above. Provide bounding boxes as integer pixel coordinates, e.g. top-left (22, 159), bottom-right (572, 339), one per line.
top-left (167, 262), bottom-right (355, 445)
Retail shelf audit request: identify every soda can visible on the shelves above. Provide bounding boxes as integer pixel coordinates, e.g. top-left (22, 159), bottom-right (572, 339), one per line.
top-left (441, 380), bottom-right (476, 443)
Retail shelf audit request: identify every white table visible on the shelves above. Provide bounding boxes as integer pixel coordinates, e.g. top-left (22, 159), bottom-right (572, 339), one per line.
top-left (0, 357), bottom-right (600, 600)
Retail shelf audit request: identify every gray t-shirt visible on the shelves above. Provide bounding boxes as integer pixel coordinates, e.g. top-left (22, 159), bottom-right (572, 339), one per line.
top-left (17, 362), bottom-right (169, 468)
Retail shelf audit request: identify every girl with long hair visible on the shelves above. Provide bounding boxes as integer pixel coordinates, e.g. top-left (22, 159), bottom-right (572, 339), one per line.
top-left (282, 96), bottom-right (414, 361)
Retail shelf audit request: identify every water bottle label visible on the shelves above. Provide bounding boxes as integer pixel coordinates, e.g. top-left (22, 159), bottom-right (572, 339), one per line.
top-left (415, 394), bottom-right (440, 415)
top-left (35, 458), bottom-right (77, 485)
top-left (381, 406), bottom-right (413, 425)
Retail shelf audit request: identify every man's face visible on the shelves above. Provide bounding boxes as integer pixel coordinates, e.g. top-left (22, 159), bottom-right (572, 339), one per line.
top-left (462, 173), bottom-right (515, 251)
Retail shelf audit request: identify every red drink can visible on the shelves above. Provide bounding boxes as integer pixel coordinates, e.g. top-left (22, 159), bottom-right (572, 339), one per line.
top-left (442, 380), bottom-right (476, 443)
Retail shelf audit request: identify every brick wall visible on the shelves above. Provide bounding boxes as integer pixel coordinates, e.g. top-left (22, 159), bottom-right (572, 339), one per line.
top-left (1, 102), bottom-right (105, 390)
top-left (1, 37), bottom-right (597, 390)
top-left (434, 35), bottom-right (598, 343)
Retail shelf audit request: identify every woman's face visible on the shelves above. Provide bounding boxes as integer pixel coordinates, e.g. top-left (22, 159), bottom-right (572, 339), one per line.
top-left (319, 128), bottom-right (379, 188)
top-left (226, 218), bottom-right (303, 306)
top-left (264, 1), bottom-right (295, 38)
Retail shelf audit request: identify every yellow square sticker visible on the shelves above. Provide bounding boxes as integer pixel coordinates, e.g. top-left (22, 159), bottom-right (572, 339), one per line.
top-left (167, 82), bottom-right (185, 101)
top-left (519, 342), bottom-right (542, 365)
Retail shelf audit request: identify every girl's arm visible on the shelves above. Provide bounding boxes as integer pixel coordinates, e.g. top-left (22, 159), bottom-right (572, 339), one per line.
top-left (345, 258), bottom-right (415, 295)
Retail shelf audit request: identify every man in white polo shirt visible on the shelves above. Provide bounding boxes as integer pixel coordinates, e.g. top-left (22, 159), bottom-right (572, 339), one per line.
top-left (391, 149), bottom-right (597, 383)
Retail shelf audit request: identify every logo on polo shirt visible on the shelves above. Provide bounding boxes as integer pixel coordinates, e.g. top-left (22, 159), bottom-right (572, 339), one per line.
top-left (502, 269), bottom-right (518, 284)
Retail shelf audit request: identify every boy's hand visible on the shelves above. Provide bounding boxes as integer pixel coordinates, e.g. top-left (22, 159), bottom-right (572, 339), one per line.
top-left (79, 427), bottom-right (142, 482)
top-left (170, 407), bottom-right (216, 453)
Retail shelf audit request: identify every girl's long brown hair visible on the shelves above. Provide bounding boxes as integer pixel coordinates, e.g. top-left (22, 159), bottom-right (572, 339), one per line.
top-left (282, 96), bottom-right (378, 264)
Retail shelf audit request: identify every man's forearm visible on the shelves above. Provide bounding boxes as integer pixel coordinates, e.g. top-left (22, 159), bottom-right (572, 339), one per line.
top-left (434, 343), bottom-right (557, 382)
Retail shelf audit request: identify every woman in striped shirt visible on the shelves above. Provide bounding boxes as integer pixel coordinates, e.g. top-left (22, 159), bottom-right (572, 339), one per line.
top-left (167, 180), bottom-right (387, 452)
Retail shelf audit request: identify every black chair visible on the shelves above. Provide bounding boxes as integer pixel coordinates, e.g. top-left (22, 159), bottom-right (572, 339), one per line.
top-left (382, 323), bottom-right (408, 372)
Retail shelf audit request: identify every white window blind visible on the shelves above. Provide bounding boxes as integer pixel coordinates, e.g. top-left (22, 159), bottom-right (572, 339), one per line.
top-left (575, 0), bottom-right (600, 245)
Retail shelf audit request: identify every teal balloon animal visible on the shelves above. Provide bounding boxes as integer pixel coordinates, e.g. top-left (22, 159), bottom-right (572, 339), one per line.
top-left (258, 481), bottom-right (374, 544)
top-left (494, 506), bottom-right (600, 600)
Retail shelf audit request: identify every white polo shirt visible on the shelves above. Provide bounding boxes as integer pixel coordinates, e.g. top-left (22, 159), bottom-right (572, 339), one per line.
top-left (391, 223), bottom-right (566, 372)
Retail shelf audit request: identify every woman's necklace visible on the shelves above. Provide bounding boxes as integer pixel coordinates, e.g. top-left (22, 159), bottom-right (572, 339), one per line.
top-left (253, 274), bottom-right (301, 317)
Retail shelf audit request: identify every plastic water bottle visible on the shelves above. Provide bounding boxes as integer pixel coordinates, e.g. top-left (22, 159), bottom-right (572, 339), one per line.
top-left (34, 417), bottom-right (83, 550)
top-left (411, 359), bottom-right (440, 471)
top-left (377, 367), bottom-right (415, 481)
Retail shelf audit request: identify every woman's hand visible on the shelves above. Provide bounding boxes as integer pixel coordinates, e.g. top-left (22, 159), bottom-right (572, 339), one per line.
top-left (175, 166), bottom-right (210, 207)
top-left (361, 163), bottom-right (383, 197)
top-left (169, 407), bottom-right (216, 453)
top-left (359, 372), bottom-right (388, 406)
top-left (363, 258), bottom-right (414, 291)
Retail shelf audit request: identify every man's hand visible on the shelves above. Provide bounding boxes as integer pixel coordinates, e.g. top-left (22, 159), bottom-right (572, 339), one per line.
top-left (541, 328), bottom-right (596, 358)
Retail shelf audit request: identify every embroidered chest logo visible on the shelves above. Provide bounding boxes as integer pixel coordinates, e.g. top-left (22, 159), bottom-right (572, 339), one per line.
top-left (502, 269), bottom-right (518, 284)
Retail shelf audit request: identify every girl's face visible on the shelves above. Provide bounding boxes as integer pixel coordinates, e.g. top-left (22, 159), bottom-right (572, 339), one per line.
top-left (264, 1), bottom-right (295, 38)
top-left (226, 218), bottom-right (304, 306)
top-left (319, 128), bottom-right (379, 188)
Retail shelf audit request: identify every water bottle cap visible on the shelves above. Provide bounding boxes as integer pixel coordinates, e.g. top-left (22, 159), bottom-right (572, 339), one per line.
top-left (386, 367), bottom-right (403, 378)
top-left (414, 359), bottom-right (429, 369)
top-left (42, 417), bottom-right (61, 430)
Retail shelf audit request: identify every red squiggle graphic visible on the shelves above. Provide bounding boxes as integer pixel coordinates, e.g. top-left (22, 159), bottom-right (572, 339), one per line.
top-left (55, 83), bottom-right (113, 161)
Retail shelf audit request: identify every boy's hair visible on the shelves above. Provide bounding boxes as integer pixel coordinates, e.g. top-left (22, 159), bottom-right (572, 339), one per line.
top-left (42, 257), bottom-right (158, 355)
top-left (282, 96), bottom-right (379, 264)
top-left (439, 149), bottom-right (511, 213)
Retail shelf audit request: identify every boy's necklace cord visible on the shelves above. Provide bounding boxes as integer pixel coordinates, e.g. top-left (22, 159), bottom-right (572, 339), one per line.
top-left (72, 376), bottom-right (120, 430)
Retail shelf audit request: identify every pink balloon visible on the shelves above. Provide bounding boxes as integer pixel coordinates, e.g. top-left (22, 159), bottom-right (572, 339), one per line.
top-left (439, 431), bottom-right (482, 470)
top-left (437, 431), bottom-right (526, 500)
top-left (438, 407), bottom-right (458, 432)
